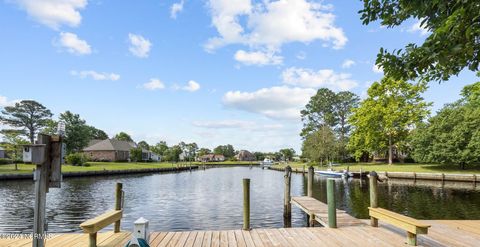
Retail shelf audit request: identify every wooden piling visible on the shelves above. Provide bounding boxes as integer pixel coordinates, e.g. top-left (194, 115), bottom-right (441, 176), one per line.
top-left (243, 178), bottom-right (250, 231)
top-left (114, 183), bottom-right (123, 233)
top-left (327, 178), bottom-right (337, 228)
top-left (284, 166), bottom-right (292, 220)
top-left (369, 171), bottom-right (378, 227)
top-left (307, 166), bottom-right (314, 197)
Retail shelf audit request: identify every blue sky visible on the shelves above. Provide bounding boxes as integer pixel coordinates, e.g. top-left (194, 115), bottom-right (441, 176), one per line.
top-left (0, 0), bottom-right (478, 152)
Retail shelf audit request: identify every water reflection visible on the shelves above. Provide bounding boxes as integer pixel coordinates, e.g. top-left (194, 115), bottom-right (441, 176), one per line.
top-left (0, 167), bottom-right (479, 233)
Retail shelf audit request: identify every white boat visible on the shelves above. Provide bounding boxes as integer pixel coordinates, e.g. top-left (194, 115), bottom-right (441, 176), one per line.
top-left (315, 169), bottom-right (353, 178)
top-left (260, 158), bottom-right (274, 167)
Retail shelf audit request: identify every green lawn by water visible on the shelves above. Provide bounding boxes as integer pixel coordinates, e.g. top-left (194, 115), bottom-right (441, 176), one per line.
top-left (2, 161), bottom-right (478, 175)
top-left (0, 161), bottom-right (257, 175)
top-left (272, 162), bottom-right (480, 174)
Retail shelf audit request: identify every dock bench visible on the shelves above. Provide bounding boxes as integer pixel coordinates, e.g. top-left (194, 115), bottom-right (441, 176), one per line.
top-left (369, 207), bottom-right (430, 246)
top-left (80, 210), bottom-right (123, 247)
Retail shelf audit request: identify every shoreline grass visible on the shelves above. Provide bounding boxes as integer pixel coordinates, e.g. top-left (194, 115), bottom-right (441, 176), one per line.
top-left (0, 161), bottom-right (258, 175)
top-left (272, 162), bottom-right (480, 174)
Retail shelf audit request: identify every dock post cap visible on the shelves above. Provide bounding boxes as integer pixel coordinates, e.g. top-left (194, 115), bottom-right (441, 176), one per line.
top-left (134, 217), bottom-right (149, 224)
top-left (370, 171), bottom-right (378, 177)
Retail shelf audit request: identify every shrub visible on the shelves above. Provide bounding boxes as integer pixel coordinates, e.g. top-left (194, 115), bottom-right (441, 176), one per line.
top-left (0, 158), bottom-right (13, 165)
top-left (66, 153), bottom-right (87, 166)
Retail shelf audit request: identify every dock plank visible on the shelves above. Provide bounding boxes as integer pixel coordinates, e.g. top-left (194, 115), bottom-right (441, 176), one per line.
top-left (291, 196), bottom-right (364, 227)
top-left (1, 220), bottom-right (480, 247)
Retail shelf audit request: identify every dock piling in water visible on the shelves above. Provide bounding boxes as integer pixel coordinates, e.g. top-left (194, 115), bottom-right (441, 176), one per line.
top-left (369, 171), bottom-right (379, 227)
top-left (307, 166), bottom-right (314, 197)
top-left (284, 166), bottom-right (292, 221)
top-left (327, 178), bottom-right (337, 228)
top-left (114, 183), bottom-right (123, 233)
top-left (243, 178), bottom-right (250, 231)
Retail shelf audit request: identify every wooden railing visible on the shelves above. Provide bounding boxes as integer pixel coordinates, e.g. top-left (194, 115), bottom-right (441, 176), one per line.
top-left (369, 172), bottom-right (430, 246)
top-left (79, 183), bottom-right (124, 247)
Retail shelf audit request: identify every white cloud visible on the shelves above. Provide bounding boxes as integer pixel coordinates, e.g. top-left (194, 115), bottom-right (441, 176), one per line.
top-left (222, 86), bottom-right (316, 120)
top-left (173, 80), bottom-right (201, 92)
top-left (12, 0), bottom-right (87, 30)
top-left (182, 80), bottom-right (201, 92)
top-left (281, 67), bottom-right (357, 91)
top-left (170, 0), bottom-right (184, 19)
top-left (408, 19), bottom-right (429, 36)
top-left (372, 64), bottom-right (383, 74)
top-left (56, 32), bottom-right (91, 55)
top-left (142, 78), bottom-right (165, 90)
top-left (0, 96), bottom-right (20, 107)
top-left (341, 59), bottom-right (355, 68)
top-left (128, 33), bottom-right (152, 58)
top-left (192, 120), bottom-right (282, 131)
top-left (205, 0), bottom-right (347, 52)
top-left (234, 49), bottom-right (282, 66)
top-left (193, 120), bottom-right (254, 129)
top-left (70, 70), bottom-right (120, 81)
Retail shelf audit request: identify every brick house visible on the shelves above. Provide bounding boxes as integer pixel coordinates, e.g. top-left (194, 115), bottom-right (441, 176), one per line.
top-left (235, 150), bottom-right (255, 161)
top-left (198, 154), bottom-right (225, 162)
top-left (83, 139), bottom-right (137, 162)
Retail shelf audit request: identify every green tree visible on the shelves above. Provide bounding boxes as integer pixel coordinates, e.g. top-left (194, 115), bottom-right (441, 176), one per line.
top-left (0, 100), bottom-right (53, 143)
top-left (279, 148), bottom-right (296, 162)
top-left (164, 145), bottom-right (182, 162)
top-left (41, 119), bottom-right (59, 136)
top-left (300, 88), bottom-right (337, 137)
top-left (130, 147), bottom-right (143, 162)
top-left (184, 143), bottom-right (198, 161)
top-left (253, 152), bottom-right (265, 161)
top-left (359, 1), bottom-right (480, 82)
top-left (114, 132), bottom-right (133, 142)
top-left (59, 111), bottom-right (91, 154)
top-left (151, 141), bottom-right (169, 156)
top-left (88, 126), bottom-right (109, 140)
top-left (302, 126), bottom-right (337, 165)
top-left (410, 81), bottom-right (480, 169)
top-left (349, 77), bottom-right (430, 164)
top-left (301, 89), bottom-right (359, 161)
top-left (197, 148), bottom-right (211, 157)
top-left (137, 141), bottom-right (150, 150)
top-left (0, 129), bottom-right (29, 170)
top-left (213, 144), bottom-right (235, 158)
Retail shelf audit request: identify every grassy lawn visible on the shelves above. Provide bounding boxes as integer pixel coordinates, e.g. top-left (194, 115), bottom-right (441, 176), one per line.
top-left (272, 162), bottom-right (480, 174)
top-left (0, 161), bottom-right (258, 175)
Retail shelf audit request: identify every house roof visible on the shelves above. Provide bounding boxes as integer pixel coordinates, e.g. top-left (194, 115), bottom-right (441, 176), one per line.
top-left (0, 147), bottom-right (4, 151)
top-left (83, 139), bottom-right (136, 152)
top-left (87, 139), bottom-right (103, 147)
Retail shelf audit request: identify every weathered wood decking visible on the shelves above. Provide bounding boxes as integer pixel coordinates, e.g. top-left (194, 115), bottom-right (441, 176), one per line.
top-left (1, 221), bottom-right (480, 246)
top-left (291, 196), bottom-right (364, 227)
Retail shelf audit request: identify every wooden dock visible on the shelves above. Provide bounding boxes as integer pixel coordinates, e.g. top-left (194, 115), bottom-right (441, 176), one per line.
top-left (1, 220), bottom-right (479, 246)
top-left (291, 196), bottom-right (364, 227)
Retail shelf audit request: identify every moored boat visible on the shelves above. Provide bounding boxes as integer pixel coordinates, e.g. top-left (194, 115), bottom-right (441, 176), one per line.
top-left (315, 169), bottom-right (353, 178)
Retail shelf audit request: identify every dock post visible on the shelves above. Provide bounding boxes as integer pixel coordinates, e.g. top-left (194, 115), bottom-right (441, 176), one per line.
top-left (114, 182), bottom-right (123, 233)
top-left (307, 166), bottom-right (314, 197)
top-left (369, 171), bottom-right (378, 227)
top-left (284, 166), bottom-right (292, 221)
top-left (327, 178), bottom-right (337, 228)
top-left (243, 178), bottom-right (250, 230)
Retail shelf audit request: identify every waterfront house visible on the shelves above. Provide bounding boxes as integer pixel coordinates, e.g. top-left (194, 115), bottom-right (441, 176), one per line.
top-left (0, 147), bottom-right (5, 158)
top-left (235, 150), bottom-right (255, 161)
top-left (198, 154), bottom-right (225, 162)
top-left (83, 139), bottom-right (137, 162)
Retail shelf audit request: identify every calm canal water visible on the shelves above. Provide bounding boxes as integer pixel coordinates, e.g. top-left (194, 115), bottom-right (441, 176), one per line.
top-left (0, 166), bottom-right (479, 233)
